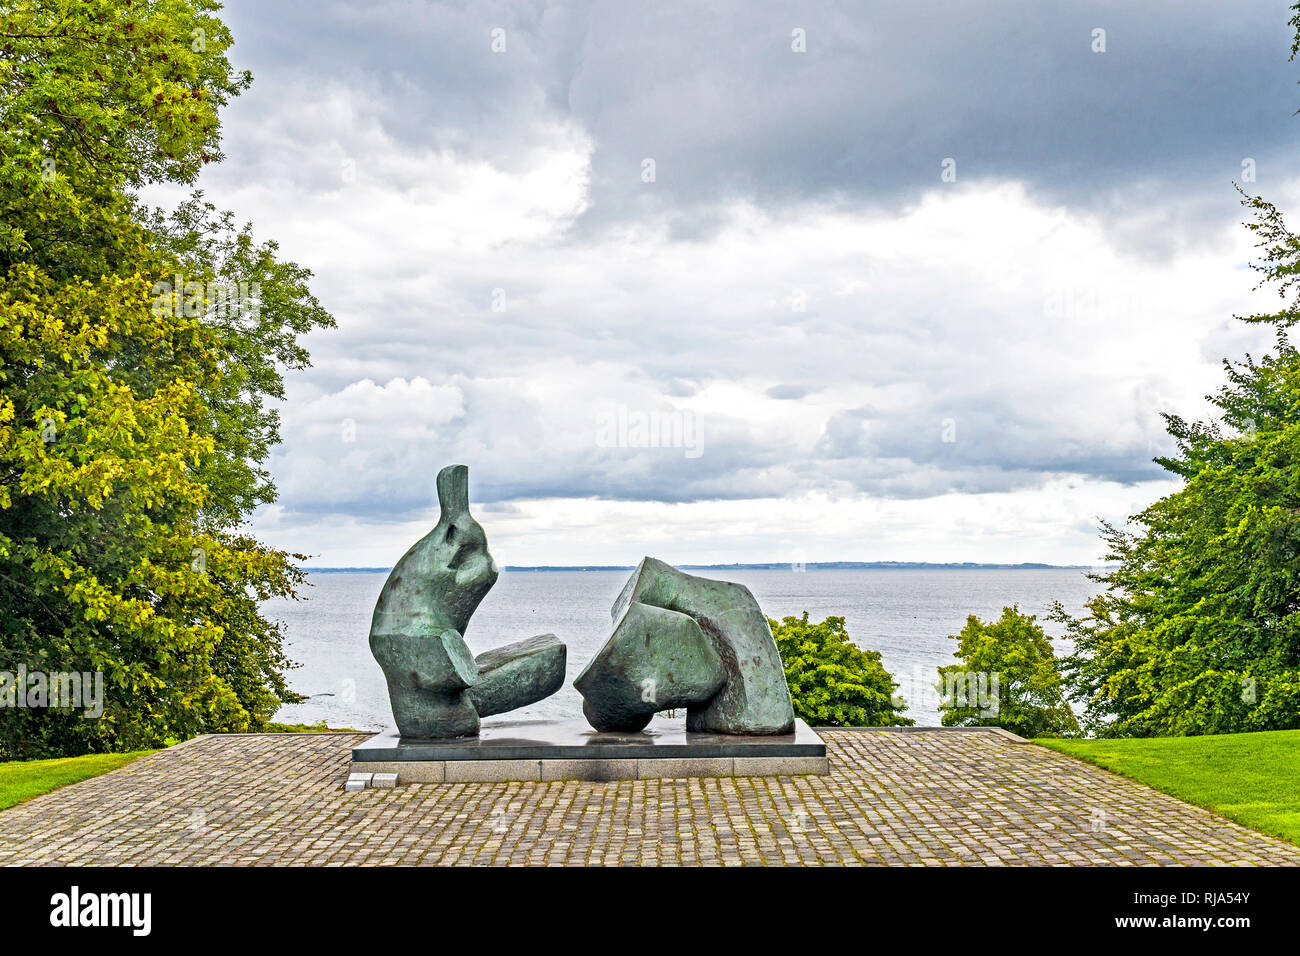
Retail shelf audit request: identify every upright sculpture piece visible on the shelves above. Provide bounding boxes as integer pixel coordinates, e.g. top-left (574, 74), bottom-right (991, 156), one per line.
top-left (575, 557), bottom-right (795, 735)
top-left (369, 464), bottom-right (566, 738)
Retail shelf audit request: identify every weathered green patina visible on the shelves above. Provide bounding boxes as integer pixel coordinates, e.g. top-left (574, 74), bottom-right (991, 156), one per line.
top-left (576, 601), bottom-right (725, 732)
top-left (369, 465), bottom-right (566, 738)
top-left (576, 557), bottom-right (796, 735)
top-left (470, 633), bottom-right (567, 719)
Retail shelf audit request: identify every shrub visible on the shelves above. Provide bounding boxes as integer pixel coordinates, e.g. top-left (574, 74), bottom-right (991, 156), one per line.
top-left (769, 613), bottom-right (912, 727)
top-left (937, 606), bottom-right (1079, 738)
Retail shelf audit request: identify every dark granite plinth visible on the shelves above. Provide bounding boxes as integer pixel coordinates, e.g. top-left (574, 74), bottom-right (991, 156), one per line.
top-left (352, 716), bottom-right (825, 762)
top-left (348, 717), bottom-right (827, 783)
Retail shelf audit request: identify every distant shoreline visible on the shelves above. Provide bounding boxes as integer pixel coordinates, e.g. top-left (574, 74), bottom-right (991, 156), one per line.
top-left (303, 561), bottom-right (1095, 573)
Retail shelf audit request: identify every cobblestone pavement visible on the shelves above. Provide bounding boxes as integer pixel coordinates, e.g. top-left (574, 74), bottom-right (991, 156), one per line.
top-left (2, 729), bottom-right (1296, 866)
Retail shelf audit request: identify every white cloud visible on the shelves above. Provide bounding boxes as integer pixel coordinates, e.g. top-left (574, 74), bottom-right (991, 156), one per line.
top-left (136, 3), bottom-right (1299, 566)
top-left (233, 167), bottom-right (1284, 563)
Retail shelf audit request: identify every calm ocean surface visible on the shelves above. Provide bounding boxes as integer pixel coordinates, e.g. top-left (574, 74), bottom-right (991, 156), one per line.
top-left (268, 568), bottom-right (1098, 730)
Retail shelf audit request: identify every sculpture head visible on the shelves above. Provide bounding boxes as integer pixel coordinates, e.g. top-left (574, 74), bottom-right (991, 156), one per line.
top-left (430, 464), bottom-right (498, 625)
top-left (370, 464), bottom-right (498, 637)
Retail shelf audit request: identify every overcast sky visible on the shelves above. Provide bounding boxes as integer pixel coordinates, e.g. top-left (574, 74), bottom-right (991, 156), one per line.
top-left (149, 0), bottom-right (1300, 567)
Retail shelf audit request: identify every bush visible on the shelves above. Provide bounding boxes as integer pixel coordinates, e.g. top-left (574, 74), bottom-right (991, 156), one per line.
top-left (937, 606), bottom-right (1079, 738)
top-left (769, 613), bottom-right (912, 727)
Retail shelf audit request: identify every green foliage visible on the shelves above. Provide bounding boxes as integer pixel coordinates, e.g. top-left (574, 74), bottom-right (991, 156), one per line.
top-left (1056, 341), bottom-right (1300, 735)
top-left (769, 613), bottom-right (912, 727)
top-left (0, 0), bottom-right (250, 280)
top-left (1051, 14), bottom-right (1300, 738)
top-left (1055, 195), bottom-right (1300, 737)
top-left (937, 606), bottom-right (1078, 738)
top-left (1054, 186), bottom-right (1300, 736)
top-left (0, 1), bottom-right (332, 757)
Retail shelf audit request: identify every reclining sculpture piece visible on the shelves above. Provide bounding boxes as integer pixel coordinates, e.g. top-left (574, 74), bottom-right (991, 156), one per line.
top-left (575, 557), bottom-right (796, 735)
top-left (369, 464), bottom-right (566, 738)
top-left (368, 466), bottom-right (796, 740)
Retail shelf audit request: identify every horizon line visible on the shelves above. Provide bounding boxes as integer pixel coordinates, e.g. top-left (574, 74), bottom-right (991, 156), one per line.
top-left (301, 560), bottom-right (1100, 573)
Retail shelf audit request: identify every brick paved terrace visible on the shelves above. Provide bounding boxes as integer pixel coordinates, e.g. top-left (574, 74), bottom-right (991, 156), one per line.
top-left (1, 729), bottom-right (1296, 866)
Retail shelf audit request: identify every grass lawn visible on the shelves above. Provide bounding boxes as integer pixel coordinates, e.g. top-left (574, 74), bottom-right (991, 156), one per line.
top-left (0, 723), bottom-right (362, 812)
top-left (1036, 730), bottom-right (1300, 846)
top-left (0, 751), bottom-right (156, 811)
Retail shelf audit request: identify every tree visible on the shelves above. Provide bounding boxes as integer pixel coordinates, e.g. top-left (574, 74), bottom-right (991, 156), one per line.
top-left (1049, 5), bottom-right (1300, 739)
top-left (769, 613), bottom-right (913, 727)
top-left (1055, 300), bottom-right (1300, 736)
top-left (0, 0), bottom-right (250, 281)
top-left (937, 606), bottom-right (1078, 738)
top-left (0, 1), bottom-right (332, 757)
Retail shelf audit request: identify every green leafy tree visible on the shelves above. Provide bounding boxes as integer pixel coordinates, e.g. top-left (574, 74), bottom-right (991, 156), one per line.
top-left (769, 613), bottom-right (912, 727)
top-left (937, 606), bottom-right (1078, 738)
top-left (0, 0), bottom-right (250, 281)
top-left (1048, 5), bottom-right (1300, 738)
top-left (1056, 274), bottom-right (1300, 736)
top-left (0, 1), bottom-right (332, 757)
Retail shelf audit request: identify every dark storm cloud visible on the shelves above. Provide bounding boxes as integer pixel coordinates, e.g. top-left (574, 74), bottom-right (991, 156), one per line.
top-left (813, 399), bottom-right (1172, 496)
top-left (766, 384), bottom-right (820, 400)
top-left (221, 0), bottom-right (1299, 233)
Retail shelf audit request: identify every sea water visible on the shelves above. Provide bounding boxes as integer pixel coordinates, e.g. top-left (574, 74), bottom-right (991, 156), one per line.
top-left (267, 567), bottom-right (1098, 730)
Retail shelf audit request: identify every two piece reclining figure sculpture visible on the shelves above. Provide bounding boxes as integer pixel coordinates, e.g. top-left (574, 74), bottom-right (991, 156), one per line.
top-left (370, 465), bottom-right (795, 739)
